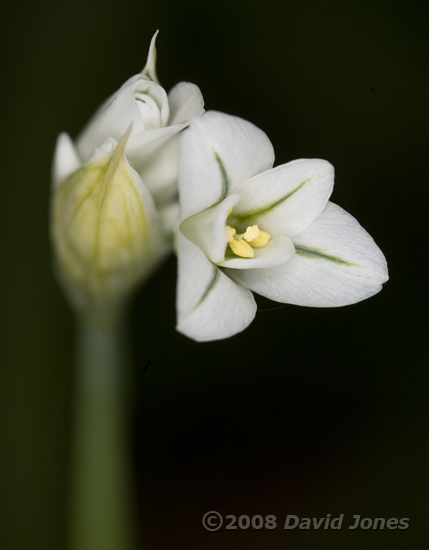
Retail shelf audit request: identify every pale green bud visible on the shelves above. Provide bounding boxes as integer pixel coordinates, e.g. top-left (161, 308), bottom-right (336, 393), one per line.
top-left (51, 131), bottom-right (165, 319)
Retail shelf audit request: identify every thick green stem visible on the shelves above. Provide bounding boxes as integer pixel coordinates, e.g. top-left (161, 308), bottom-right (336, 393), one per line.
top-left (69, 315), bottom-right (137, 550)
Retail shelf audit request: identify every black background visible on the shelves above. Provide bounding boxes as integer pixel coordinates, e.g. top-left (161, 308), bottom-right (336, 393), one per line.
top-left (1, 0), bottom-right (428, 548)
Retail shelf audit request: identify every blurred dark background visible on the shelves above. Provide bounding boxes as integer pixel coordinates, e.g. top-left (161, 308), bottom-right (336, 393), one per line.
top-left (1, 0), bottom-right (428, 548)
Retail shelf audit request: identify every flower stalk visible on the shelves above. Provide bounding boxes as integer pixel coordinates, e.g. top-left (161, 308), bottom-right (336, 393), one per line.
top-left (69, 314), bottom-right (137, 550)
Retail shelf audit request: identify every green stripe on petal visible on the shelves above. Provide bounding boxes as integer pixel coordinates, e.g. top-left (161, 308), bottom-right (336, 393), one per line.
top-left (213, 150), bottom-right (230, 202)
top-left (294, 244), bottom-right (359, 267)
top-left (233, 177), bottom-right (313, 223)
top-left (193, 264), bottom-right (220, 310)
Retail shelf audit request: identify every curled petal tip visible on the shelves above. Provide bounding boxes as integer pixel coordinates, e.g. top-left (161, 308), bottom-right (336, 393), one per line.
top-left (142, 30), bottom-right (159, 84)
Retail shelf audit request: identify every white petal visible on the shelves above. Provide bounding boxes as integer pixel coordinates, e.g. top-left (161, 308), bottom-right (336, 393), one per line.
top-left (138, 134), bottom-right (180, 204)
top-left (141, 30), bottom-right (160, 84)
top-left (91, 137), bottom-right (118, 156)
top-left (134, 78), bottom-right (170, 129)
top-left (76, 75), bottom-right (146, 157)
top-left (221, 236), bottom-right (295, 269)
top-left (232, 159), bottom-right (334, 237)
top-left (232, 202), bottom-right (388, 307)
top-left (176, 232), bottom-right (256, 341)
top-left (76, 75), bottom-right (170, 159)
top-left (128, 82), bottom-right (204, 170)
top-left (168, 82), bottom-right (205, 125)
top-left (180, 195), bottom-right (240, 264)
top-left (52, 133), bottom-right (81, 188)
top-left (126, 123), bottom-right (188, 168)
top-left (178, 111), bottom-right (275, 219)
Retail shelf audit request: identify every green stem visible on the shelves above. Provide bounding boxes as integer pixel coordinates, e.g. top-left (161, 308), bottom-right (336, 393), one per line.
top-left (69, 315), bottom-right (137, 550)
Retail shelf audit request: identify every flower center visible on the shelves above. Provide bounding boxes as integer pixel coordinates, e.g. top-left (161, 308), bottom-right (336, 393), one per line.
top-left (226, 223), bottom-right (271, 258)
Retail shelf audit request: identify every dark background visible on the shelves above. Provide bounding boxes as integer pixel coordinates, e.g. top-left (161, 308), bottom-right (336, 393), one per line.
top-left (1, 0), bottom-right (428, 548)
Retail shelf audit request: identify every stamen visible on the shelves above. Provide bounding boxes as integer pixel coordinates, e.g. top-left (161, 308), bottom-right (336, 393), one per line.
top-left (226, 225), bottom-right (236, 243)
top-left (249, 230), bottom-right (271, 247)
top-left (229, 238), bottom-right (255, 258)
top-left (224, 214), bottom-right (270, 260)
top-left (243, 225), bottom-right (260, 242)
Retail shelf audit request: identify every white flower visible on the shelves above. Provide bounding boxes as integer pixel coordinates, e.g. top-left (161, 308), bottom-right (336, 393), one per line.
top-left (51, 131), bottom-right (168, 319)
top-left (76, 31), bottom-right (205, 204)
top-left (176, 111), bottom-right (388, 341)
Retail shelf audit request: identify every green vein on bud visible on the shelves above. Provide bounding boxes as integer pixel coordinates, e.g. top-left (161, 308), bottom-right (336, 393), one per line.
top-left (51, 128), bottom-right (157, 320)
top-left (97, 129), bottom-right (131, 208)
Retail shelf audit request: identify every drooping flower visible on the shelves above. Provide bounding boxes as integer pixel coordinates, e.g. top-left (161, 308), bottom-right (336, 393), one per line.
top-left (51, 131), bottom-right (168, 319)
top-left (76, 31), bottom-right (205, 204)
top-left (175, 111), bottom-right (388, 341)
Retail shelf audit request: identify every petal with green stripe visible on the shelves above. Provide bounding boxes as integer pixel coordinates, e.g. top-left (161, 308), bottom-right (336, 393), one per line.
top-left (178, 111), bottom-right (274, 220)
top-left (176, 232), bottom-right (257, 341)
top-left (231, 158), bottom-right (334, 237)
top-left (229, 202), bottom-right (388, 307)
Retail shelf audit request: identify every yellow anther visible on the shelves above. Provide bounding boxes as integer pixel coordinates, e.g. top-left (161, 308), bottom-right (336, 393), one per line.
top-left (225, 220), bottom-right (270, 260)
top-left (229, 238), bottom-right (255, 258)
top-left (226, 225), bottom-right (236, 243)
top-left (249, 230), bottom-right (271, 247)
top-left (242, 225), bottom-right (260, 242)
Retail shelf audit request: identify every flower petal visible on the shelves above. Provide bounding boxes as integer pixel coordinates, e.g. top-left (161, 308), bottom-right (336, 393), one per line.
top-left (180, 195), bottom-right (240, 265)
top-left (221, 236), bottom-right (295, 269)
top-left (76, 75), bottom-right (169, 159)
top-left (126, 123), bottom-right (188, 168)
top-left (231, 202), bottom-right (388, 307)
top-left (178, 111), bottom-right (275, 219)
top-left (168, 82), bottom-right (205, 126)
top-left (76, 75), bottom-right (145, 156)
top-left (138, 134), bottom-right (181, 204)
top-left (52, 132), bottom-right (81, 188)
top-left (141, 30), bottom-right (160, 84)
top-left (134, 78), bottom-right (170, 129)
top-left (231, 159), bottom-right (334, 237)
top-left (176, 232), bottom-right (257, 341)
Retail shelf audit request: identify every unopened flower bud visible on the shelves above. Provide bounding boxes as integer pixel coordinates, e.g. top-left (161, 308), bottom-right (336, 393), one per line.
top-left (51, 131), bottom-right (165, 319)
